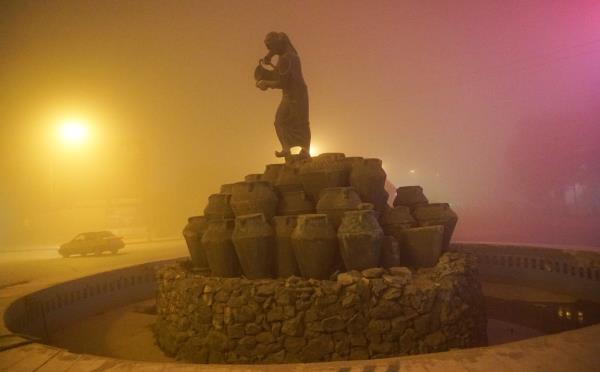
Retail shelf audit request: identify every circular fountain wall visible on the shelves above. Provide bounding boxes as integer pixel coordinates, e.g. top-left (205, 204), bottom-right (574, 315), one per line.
top-left (154, 253), bottom-right (486, 363)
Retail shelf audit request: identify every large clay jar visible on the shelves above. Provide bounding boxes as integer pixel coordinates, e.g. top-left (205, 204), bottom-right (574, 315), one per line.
top-left (393, 186), bottom-right (428, 209)
top-left (299, 153), bottom-right (350, 202)
top-left (379, 206), bottom-right (417, 242)
top-left (381, 235), bottom-right (401, 268)
top-left (182, 216), bottom-right (209, 269)
top-left (350, 158), bottom-right (388, 212)
top-left (291, 214), bottom-right (338, 280)
top-left (285, 153), bottom-right (311, 168)
top-left (220, 183), bottom-right (234, 194)
top-left (277, 190), bottom-right (315, 216)
top-left (202, 219), bottom-right (241, 277)
top-left (337, 209), bottom-right (383, 271)
top-left (342, 156), bottom-right (364, 173)
top-left (244, 174), bottom-right (263, 182)
top-left (262, 164), bottom-right (284, 185)
top-left (412, 203), bottom-right (458, 251)
top-left (272, 215), bottom-right (300, 277)
top-left (316, 187), bottom-right (362, 229)
top-left (232, 213), bottom-right (275, 279)
top-left (204, 193), bottom-right (235, 222)
top-left (230, 181), bottom-right (278, 220)
top-left (275, 165), bottom-right (303, 193)
top-left (398, 226), bottom-right (443, 268)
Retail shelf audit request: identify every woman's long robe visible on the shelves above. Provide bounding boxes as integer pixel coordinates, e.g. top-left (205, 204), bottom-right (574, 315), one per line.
top-left (273, 52), bottom-right (310, 150)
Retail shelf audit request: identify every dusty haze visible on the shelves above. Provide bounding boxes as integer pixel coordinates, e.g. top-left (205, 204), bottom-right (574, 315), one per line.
top-left (1, 0), bottom-right (599, 247)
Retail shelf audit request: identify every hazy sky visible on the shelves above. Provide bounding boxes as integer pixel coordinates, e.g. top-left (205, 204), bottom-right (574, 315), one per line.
top-left (1, 1), bottom-right (599, 244)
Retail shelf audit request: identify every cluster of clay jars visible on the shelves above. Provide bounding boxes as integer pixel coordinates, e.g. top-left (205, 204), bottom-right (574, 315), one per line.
top-left (381, 186), bottom-right (459, 267)
top-left (182, 153), bottom-right (458, 279)
top-left (391, 186), bottom-right (458, 251)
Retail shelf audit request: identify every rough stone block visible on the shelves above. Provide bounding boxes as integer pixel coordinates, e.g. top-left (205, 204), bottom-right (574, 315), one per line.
top-left (154, 252), bottom-right (486, 363)
top-left (321, 315), bottom-right (345, 332)
top-left (361, 267), bottom-right (384, 278)
top-left (226, 324), bottom-right (245, 339)
top-left (283, 336), bottom-right (305, 353)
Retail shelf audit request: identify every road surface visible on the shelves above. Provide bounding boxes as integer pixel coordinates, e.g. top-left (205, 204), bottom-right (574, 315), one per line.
top-left (0, 240), bottom-right (187, 288)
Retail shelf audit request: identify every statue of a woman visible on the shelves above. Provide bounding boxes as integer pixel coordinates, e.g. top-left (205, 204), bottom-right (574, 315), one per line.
top-left (255, 32), bottom-right (311, 158)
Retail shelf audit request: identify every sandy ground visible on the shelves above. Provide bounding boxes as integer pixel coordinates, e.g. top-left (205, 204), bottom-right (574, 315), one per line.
top-left (48, 299), bottom-right (175, 362)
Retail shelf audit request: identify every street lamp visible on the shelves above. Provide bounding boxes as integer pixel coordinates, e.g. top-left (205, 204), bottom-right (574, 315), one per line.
top-left (57, 119), bottom-right (89, 147)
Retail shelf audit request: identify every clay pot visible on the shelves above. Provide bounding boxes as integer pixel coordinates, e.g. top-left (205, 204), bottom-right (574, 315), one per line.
top-left (316, 152), bottom-right (346, 161)
top-left (358, 202), bottom-right (374, 210)
top-left (393, 186), bottom-right (428, 209)
top-left (358, 201), bottom-right (385, 221)
top-left (220, 183), bottom-right (234, 194)
top-left (337, 210), bottom-right (383, 271)
top-left (342, 156), bottom-right (364, 173)
top-left (379, 206), bottom-right (417, 242)
top-left (316, 187), bottom-right (362, 229)
top-left (262, 164), bottom-right (284, 185)
top-left (182, 216), bottom-right (209, 269)
top-left (275, 165), bottom-right (303, 193)
top-left (273, 215), bottom-right (300, 277)
top-left (299, 153), bottom-right (350, 202)
top-left (285, 153), bottom-right (311, 168)
top-left (232, 213), bottom-right (275, 279)
top-left (204, 193), bottom-right (235, 222)
top-left (349, 158), bottom-right (388, 212)
top-left (291, 214), bottom-right (338, 279)
top-left (398, 226), bottom-right (443, 268)
top-left (202, 219), bottom-right (241, 277)
top-left (254, 62), bottom-right (277, 81)
top-left (245, 174), bottom-right (263, 182)
top-left (230, 181), bottom-right (278, 220)
top-left (412, 203), bottom-right (458, 251)
top-left (277, 190), bottom-right (315, 216)
top-left (375, 189), bottom-right (390, 212)
top-left (381, 235), bottom-right (401, 268)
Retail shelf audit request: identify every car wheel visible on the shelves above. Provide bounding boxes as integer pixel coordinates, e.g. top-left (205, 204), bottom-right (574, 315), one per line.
top-left (94, 250), bottom-right (102, 256)
top-left (110, 248), bottom-right (118, 255)
top-left (61, 253), bottom-right (70, 258)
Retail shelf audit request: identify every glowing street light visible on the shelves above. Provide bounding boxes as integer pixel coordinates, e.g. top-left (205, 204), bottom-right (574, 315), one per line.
top-left (57, 119), bottom-right (89, 146)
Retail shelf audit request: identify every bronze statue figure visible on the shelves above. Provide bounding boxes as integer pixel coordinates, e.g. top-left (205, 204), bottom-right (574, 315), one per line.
top-left (255, 32), bottom-right (311, 159)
